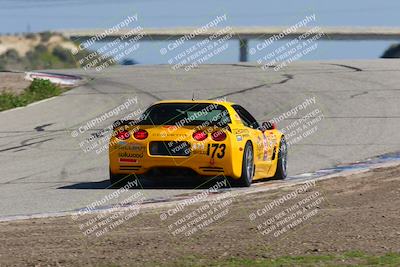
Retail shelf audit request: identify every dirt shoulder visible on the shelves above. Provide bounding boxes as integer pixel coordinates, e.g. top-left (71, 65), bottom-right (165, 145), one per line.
top-left (0, 165), bottom-right (399, 266)
top-left (0, 72), bottom-right (30, 94)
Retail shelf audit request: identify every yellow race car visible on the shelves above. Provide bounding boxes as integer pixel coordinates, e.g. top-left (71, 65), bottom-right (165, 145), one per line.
top-left (109, 100), bottom-right (287, 187)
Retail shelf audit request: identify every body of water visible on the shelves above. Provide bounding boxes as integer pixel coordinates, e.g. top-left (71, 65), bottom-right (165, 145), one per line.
top-left (1, 0), bottom-right (400, 63)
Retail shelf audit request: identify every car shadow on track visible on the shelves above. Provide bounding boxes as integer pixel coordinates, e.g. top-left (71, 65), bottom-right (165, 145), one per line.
top-left (58, 176), bottom-right (230, 190)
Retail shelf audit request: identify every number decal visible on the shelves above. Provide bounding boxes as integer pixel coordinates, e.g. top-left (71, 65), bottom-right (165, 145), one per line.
top-left (207, 144), bottom-right (226, 158)
top-left (211, 144), bottom-right (218, 158)
top-left (217, 144), bottom-right (226, 158)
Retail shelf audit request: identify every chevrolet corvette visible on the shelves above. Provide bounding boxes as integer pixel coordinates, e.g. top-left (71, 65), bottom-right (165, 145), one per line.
top-left (109, 100), bottom-right (287, 187)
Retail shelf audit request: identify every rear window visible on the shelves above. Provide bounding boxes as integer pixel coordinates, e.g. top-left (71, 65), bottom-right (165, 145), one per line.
top-left (138, 103), bottom-right (231, 126)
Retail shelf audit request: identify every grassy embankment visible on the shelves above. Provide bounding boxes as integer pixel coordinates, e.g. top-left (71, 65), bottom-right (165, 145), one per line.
top-left (161, 251), bottom-right (400, 267)
top-left (0, 79), bottom-right (64, 111)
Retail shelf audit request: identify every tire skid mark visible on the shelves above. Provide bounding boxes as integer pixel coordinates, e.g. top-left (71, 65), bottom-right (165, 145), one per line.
top-left (0, 131), bottom-right (63, 152)
top-left (350, 91), bottom-right (369, 98)
top-left (34, 123), bottom-right (53, 132)
top-left (211, 74), bottom-right (294, 99)
top-left (326, 63), bottom-right (363, 72)
top-left (0, 138), bottom-right (53, 152)
top-left (93, 77), bottom-right (162, 101)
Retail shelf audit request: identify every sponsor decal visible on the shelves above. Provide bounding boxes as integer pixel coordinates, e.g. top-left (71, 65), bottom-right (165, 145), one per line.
top-left (192, 143), bottom-right (205, 150)
top-left (115, 144), bottom-right (144, 151)
top-left (192, 143), bottom-right (207, 154)
top-left (268, 133), bottom-right (277, 147)
top-left (119, 158), bottom-right (138, 163)
top-left (153, 133), bottom-right (188, 137)
top-left (256, 136), bottom-right (263, 160)
top-left (262, 133), bottom-right (269, 160)
top-left (234, 129), bottom-right (249, 135)
top-left (193, 150), bottom-right (207, 155)
top-left (118, 151), bottom-right (143, 158)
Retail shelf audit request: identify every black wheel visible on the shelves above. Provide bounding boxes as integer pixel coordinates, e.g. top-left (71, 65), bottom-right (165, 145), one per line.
top-left (234, 142), bottom-right (254, 187)
top-left (109, 169), bottom-right (130, 188)
top-left (273, 137), bottom-right (287, 180)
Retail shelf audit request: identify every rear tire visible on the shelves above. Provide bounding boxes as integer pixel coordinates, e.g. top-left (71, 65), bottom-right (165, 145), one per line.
top-left (233, 142), bottom-right (254, 187)
top-left (272, 137), bottom-right (287, 180)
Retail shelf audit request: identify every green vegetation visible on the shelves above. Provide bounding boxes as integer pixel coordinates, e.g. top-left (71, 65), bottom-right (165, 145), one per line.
top-left (0, 32), bottom-right (116, 71)
top-left (27, 44), bottom-right (80, 69)
top-left (146, 251), bottom-right (400, 267)
top-left (0, 45), bottom-right (76, 71)
top-left (0, 79), bottom-right (64, 111)
top-left (39, 31), bottom-right (52, 42)
top-left (0, 45), bottom-right (82, 71)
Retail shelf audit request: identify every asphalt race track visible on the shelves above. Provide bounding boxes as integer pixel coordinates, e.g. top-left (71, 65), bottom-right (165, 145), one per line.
top-left (1, 60), bottom-right (399, 218)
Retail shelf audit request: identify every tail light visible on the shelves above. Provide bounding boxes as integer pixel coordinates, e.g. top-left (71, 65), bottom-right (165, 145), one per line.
top-left (133, 129), bottom-right (148, 140)
top-left (193, 131), bottom-right (207, 141)
top-left (115, 130), bottom-right (130, 140)
top-left (262, 121), bottom-right (276, 131)
top-left (211, 131), bottom-right (226, 141)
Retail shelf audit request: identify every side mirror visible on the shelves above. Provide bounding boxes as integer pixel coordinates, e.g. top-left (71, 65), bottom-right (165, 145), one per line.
top-left (261, 121), bottom-right (276, 131)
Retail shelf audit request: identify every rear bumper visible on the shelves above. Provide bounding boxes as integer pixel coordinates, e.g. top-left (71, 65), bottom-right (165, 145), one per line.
top-left (110, 153), bottom-right (233, 177)
top-left (109, 140), bottom-right (242, 178)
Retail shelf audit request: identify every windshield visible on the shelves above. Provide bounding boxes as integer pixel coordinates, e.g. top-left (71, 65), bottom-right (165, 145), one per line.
top-left (138, 103), bottom-right (231, 126)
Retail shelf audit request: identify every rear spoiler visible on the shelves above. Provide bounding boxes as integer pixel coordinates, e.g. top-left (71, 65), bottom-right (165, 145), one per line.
top-left (112, 120), bottom-right (232, 132)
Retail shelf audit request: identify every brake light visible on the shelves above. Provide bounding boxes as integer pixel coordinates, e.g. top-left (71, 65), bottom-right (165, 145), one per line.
top-left (134, 129), bottom-right (148, 140)
top-left (193, 131), bottom-right (207, 141)
top-left (211, 131), bottom-right (226, 141)
top-left (116, 130), bottom-right (130, 140)
top-left (262, 121), bottom-right (276, 131)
